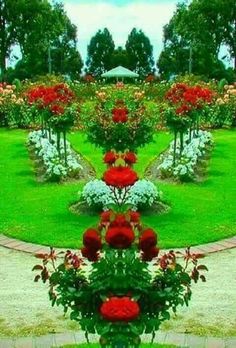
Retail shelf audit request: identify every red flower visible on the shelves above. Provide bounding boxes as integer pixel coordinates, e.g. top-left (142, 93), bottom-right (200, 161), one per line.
top-left (50, 104), bottom-right (65, 115)
top-left (112, 107), bottom-right (128, 123)
top-left (110, 214), bottom-right (128, 227)
top-left (100, 297), bottom-right (140, 322)
top-left (129, 211), bottom-right (140, 224)
top-left (139, 228), bottom-right (157, 251)
top-left (103, 151), bottom-right (118, 165)
top-left (105, 226), bottom-right (135, 248)
top-left (83, 228), bottom-right (102, 251)
top-left (81, 247), bottom-right (99, 262)
top-left (141, 246), bottom-right (159, 261)
top-left (123, 152), bottom-right (137, 165)
top-left (100, 210), bottom-right (113, 223)
top-left (103, 166), bottom-right (138, 188)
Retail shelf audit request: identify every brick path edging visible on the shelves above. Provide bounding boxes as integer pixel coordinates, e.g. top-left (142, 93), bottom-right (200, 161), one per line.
top-left (0, 233), bottom-right (236, 256)
top-left (1, 330), bottom-right (236, 348)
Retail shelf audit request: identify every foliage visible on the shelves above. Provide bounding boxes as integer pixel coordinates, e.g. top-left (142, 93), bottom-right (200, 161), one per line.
top-left (34, 151), bottom-right (207, 347)
top-left (86, 28), bottom-right (115, 77)
top-left (125, 28), bottom-right (154, 77)
top-left (80, 85), bottom-right (158, 152)
top-left (157, 1), bottom-right (236, 79)
top-left (0, 1), bottom-right (83, 81)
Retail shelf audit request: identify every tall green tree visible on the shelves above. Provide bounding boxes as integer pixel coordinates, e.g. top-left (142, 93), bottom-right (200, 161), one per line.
top-left (0, 0), bottom-right (83, 81)
top-left (86, 28), bottom-right (115, 76)
top-left (157, 1), bottom-right (236, 79)
top-left (125, 28), bottom-right (154, 77)
top-left (110, 47), bottom-right (129, 68)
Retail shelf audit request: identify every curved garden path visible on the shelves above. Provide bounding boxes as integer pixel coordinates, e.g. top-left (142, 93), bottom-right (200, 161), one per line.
top-left (0, 245), bottom-right (235, 347)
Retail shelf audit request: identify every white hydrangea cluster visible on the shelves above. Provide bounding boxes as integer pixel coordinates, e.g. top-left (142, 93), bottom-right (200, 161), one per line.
top-left (158, 130), bottom-right (213, 180)
top-left (126, 179), bottom-right (160, 210)
top-left (81, 179), bottom-right (160, 210)
top-left (28, 130), bottom-right (83, 179)
top-left (81, 179), bottom-right (115, 209)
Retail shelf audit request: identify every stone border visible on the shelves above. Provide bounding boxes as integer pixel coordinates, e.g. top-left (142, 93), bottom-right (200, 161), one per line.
top-left (1, 330), bottom-right (236, 348)
top-left (0, 233), bottom-right (236, 256)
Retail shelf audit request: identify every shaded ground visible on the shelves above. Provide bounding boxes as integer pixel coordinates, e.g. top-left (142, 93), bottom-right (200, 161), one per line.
top-left (0, 246), bottom-right (235, 338)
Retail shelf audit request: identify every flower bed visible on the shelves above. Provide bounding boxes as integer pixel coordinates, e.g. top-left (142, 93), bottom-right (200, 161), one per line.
top-left (80, 178), bottom-right (160, 211)
top-left (158, 130), bottom-right (213, 181)
top-left (28, 130), bottom-right (83, 181)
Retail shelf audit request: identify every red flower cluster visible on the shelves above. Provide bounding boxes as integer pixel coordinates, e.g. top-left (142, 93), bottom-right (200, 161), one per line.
top-left (81, 228), bottom-right (102, 262)
top-left (100, 296), bottom-right (140, 322)
top-left (50, 104), bottom-right (65, 115)
top-left (27, 83), bottom-right (74, 113)
top-left (103, 151), bottom-right (118, 165)
top-left (112, 107), bottom-right (128, 123)
top-left (105, 213), bottom-right (135, 248)
top-left (139, 228), bottom-right (159, 261)
top-left (103, 151), bottom-right (137, 166)
top-left (165, 83), bottom-right (213, 116)
top-left (122, 152), bottom-right (137, 165)
top-left (103, 166), bottom-right (138, 188)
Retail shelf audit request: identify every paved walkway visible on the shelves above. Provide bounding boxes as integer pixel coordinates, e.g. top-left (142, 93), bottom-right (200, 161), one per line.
top-left (0, 330), bottom-right (236, 348)
top-left (0, 234), bottom-right (236, 348)
top-left (0, 233), bottom-right (236, 256)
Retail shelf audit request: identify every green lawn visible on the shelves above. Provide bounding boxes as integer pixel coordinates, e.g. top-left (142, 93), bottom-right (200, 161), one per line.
top-left (0, 128), bottom-right (235, 249)
top-left (59, 344), bottom-right (177, 348)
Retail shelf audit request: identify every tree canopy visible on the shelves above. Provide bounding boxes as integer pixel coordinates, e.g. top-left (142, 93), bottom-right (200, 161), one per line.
top-left (157, 0), bottom-right (236, 80)
top-left (86, 28), bottom-right (115, 76)
top-left (125, 28), bottom-right (154, 77)
top-left (0, 0), bottom-right (83, 81)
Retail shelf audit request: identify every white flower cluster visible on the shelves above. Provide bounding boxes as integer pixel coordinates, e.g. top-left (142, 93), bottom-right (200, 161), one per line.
top-left (28, 130), bottom-right (83, 179)
top-left (126, 179), bottom-right (160, 210)
top-left (81, 179), bottom-right (115, 208)
top-left (158, 130), bottom-right (213, 180)
top-left (80, 179), bottom-right (160, 210)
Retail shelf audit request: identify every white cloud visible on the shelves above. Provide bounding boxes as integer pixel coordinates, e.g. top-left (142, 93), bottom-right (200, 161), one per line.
top-left (63, 1), bottom-right (177, 64)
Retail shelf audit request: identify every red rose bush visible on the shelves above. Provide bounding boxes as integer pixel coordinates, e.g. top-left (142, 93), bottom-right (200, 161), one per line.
top-left (34, 148), bottom-right (207, 347)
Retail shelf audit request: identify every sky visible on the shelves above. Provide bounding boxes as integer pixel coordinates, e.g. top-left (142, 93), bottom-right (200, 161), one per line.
top-left (62, 0), bottom-right (179, 64)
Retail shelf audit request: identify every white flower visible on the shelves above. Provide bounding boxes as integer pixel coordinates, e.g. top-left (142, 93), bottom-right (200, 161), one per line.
top-left (28, 130), bottom-right (83, 180)
top-left (158, 130), bottom-right (213, 180)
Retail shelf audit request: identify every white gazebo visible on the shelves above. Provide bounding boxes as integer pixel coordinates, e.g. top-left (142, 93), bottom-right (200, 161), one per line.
top-left (102, 66), bottom-right (139, 81)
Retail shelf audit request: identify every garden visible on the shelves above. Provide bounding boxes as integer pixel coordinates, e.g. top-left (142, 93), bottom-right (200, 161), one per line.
top-left (0, 75), bottom-right (236, 348)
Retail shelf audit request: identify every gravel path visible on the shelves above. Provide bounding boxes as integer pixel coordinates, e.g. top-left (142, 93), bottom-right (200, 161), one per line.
top-left (0, 246), bottom-right (235, 339)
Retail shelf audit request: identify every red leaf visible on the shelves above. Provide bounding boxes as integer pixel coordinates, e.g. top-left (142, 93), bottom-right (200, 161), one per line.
top-left (34, 275), bottom-right (41, 282)
top-left (200, 275), bottom-right (206, 282)
top-left (32, 265), bottom-right (43, 271)
top-left (35, 253), bottom-right (47, 259)
top-left (197, 265), bottom-right (208, 271)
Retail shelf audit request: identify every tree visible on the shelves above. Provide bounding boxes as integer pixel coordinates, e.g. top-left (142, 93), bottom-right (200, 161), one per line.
top-left (125, 28), bottom-right (154, 77)
top-left (0, 0), bottom-right (83, 81)
top-left (157, 1), bottom-right (236, 79)
top-left (110, 47), bottom-right (129, 68)
top-left (86, 28), bottom-right (115, 76)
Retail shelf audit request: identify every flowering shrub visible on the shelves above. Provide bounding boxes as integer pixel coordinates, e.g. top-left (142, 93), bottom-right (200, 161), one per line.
top-left (80, 86), bottom-right (158, 152)
top-left (34, 215), bottom-right (207, 347)
top-left (28, 130), bottom-right (82, 181)
top-left (26, 83), bottom-right (77, 163)
top-left (81, 179), bottom-right (160, 211)
top-left (33, 87), bottom-right (207, 348)
top-left (158, 130), bottom-right (213, 181)
top-left (81, 179), bottom-right (115, 210)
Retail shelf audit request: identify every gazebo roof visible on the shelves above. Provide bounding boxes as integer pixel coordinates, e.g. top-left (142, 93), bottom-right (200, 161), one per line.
top-left (101, 66), bottom-right (139, 78)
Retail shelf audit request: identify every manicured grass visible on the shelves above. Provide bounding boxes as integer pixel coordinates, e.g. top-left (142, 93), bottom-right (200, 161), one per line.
top-left (59, 344), bottom-right (177, 348)
top-left (0, 128), bottom-right (235, 248)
